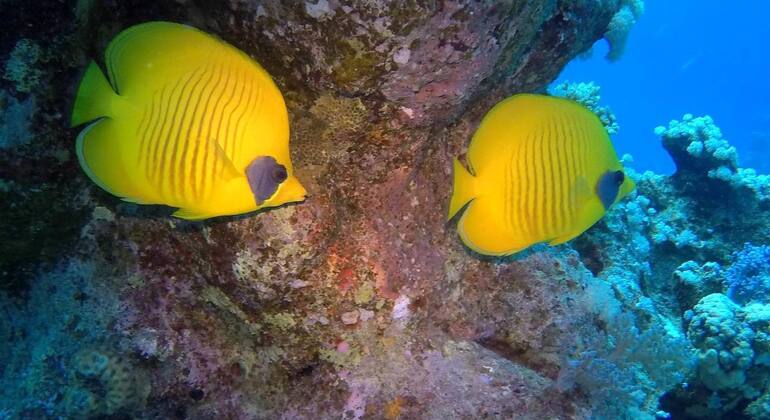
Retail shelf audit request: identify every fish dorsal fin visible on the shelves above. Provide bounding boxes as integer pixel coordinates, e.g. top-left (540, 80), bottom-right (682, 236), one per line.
top-left (206, 138), bottom-right (241, 181)
top-left (104, 21), bottom-right (225, 94)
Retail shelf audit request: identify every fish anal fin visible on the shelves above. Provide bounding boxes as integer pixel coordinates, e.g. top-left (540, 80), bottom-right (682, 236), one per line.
top-left (121, 197), bottom-right (150, 205)
top-left (548, 230), bottom-right (581, 246)
top-left (172, 208), bottom-right (212, 221)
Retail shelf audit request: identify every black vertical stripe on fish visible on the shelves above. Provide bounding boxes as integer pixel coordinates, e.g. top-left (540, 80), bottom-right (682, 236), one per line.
top-left (504, 147), bottom-right (512, 231)
top-left (142, 90), bottom-right (163, 175)
top-left (551, 116), bottom-right (563, 233)
top-left (550, 117), bottom-right (561, 234)
top-left (523, 129), bottom-right (534, 237)
top-left (533, 120), bottom-right (554, 237)
top-left (135, 104), bottom-right (151, 165)
top-left (190, 61), bottom-right (225, 201)
top-left (534, 123), bottom-right (546, 238)
top-left (145, 89), bottom-right (166, 183)
top-left (162, 70), bottom-right (199, 201)
top-left (211, 64), bottom-right (241, 184)
top-left (150, 82), bottom-right (177, 183)
top-left (202, 63), bottom-right (237, 197)
top-left (516, 139), bottom-right (528, 238)
top-left (566, 115), bottom-right (580, 215)
top-left (233, 78), bottom-right (259, 162)
top-left (577, 118), bottom-right (589, 183)
top-left (157, 71), bottom-right (196, 199)
top-left (215, 66), bottom-right (245, 180)
top-left (239, 79), bottom-right (262, 159)
top-left (139, 92), bottom-right (158, 180)
top-left (227, 71), bottom-right (254, 161)
top-left (556, 117), bottom-right (572, 231)
top-left (168, 66), bottom-right (208, 201)
top-left (179, 64), bottom-right (217, 203)
top-left (221, 66), bottom-right (249, 177)
top-left (524, 128), bottom-right (535, 238)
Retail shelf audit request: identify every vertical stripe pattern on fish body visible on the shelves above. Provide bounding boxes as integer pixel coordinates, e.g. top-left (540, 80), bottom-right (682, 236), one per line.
top-left (448, 94), bottom-right (636, 256)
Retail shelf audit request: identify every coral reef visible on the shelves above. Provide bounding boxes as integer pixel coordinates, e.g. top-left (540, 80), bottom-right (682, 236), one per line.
top-left (10, 1), bottom-right (770, 419)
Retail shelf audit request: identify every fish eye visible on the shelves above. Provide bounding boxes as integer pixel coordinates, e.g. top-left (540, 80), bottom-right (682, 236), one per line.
top-left (273, 166), bottom-right (288, 183)
top-left (614, 170), bottom-right (625, 185)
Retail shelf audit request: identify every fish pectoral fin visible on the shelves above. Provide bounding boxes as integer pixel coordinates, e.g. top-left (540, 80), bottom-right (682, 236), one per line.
top-left (570, 175), bottom-right (592, 213)
top-left (172, 208), bottom-right (212, 221)
top-left (206, 137), bottom-right (241, 181)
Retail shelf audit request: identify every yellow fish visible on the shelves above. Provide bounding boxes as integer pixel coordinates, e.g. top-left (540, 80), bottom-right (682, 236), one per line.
top-left (71, 21), bottom-right (306, 220)
top-left (448, 94), bottom-right (635, 256)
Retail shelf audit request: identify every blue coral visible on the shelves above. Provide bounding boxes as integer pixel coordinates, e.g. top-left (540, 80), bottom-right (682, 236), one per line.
top-left (725, 243), bottom-right (770, 305)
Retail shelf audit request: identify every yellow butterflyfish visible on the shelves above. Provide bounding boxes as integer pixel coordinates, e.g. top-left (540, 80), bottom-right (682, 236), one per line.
top-left (448, 94), bottom-right (635, 256)
top-left (71, 21), bottom-right (306, 220)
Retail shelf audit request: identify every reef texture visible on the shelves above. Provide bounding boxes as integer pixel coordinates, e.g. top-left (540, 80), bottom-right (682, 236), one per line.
top-left (6, 1), bottom-right (768, 419)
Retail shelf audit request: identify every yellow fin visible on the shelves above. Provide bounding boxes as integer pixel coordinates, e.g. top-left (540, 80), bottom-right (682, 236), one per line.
top-left (105, 21), bottom-right (221, 94)
top-left (448, 158), bottom-right (476, 221)
top-left (548, 231), bottom-right (581, 246)
top-left (121, 197), bottom-right (150, 205)
top-left (571, 175), bottom-right (592, 213)
top-left (71, 61), bottom-right (118, 127)
top-left (172, 208), bottom-right (212, 220)
top-left (76, 119), bottom-right (136, 198)
top-left (457, 199), bottom-right (526, 256)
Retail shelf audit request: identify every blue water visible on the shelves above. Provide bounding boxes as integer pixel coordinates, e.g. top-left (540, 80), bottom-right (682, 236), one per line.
top-left (555, 0), bottom-right (770, 174)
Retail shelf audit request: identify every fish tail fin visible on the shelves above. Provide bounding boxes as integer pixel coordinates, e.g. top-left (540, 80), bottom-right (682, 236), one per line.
top-left (71, 61), bottom-right (117, 127)
top-left (448, 157), bottom-right (476, 221)
top-left (76, 118), bottom-right (137, 199)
